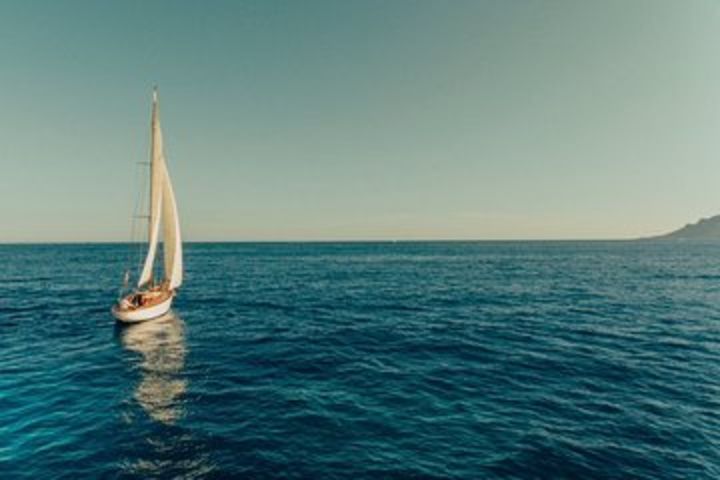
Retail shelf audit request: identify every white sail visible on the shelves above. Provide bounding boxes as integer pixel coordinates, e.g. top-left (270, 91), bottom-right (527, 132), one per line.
top-left (149, 89), bottom-right (164, 248)
top-left (137, 88), bottom-right (182, 289)
top-left (138, 193), bottom-right (163, 287)
top-left (161, 159), bottom-right (183, 289)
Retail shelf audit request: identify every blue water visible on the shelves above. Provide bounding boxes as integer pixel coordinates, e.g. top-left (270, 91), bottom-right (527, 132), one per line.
top-left (1, 241), bottom-right (719, 479)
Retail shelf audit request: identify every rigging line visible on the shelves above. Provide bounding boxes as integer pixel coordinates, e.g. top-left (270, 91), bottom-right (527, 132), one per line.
top-left (136, 160), bottom-right (149, 279)
top-left (128, 161), bottom-right (146, 279)
top-left (125, 161), bottom-right (141, 278)
top-left (127, 158), bottom-right (148, 288)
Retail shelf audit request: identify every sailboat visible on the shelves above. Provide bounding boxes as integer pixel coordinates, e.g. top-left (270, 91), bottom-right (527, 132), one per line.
top-left (112, 88), bottom-right (183, 323)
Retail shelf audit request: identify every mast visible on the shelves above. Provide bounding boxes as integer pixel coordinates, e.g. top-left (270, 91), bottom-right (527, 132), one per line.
top-left (138, 87), bottom-right (165, 288)
top-left (150, 87), bottom-right (161, 285)
top-left (149, 87), bottom-right (157, 267)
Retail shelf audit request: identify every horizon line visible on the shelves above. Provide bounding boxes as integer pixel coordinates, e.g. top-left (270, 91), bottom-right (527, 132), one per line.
top-left (0, 236), bottom-right (675, 245)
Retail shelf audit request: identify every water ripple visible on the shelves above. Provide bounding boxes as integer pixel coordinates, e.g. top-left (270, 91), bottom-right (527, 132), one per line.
top-left (1, 242), bottom-right (720, 478)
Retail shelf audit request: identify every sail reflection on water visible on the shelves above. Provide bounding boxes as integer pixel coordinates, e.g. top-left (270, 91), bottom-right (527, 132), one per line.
top-left (119, 312), bottom-right (187, 424)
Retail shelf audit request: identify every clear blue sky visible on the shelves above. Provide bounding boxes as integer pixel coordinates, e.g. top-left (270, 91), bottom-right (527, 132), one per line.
top-left (1, 0), bottom-right (719, 241)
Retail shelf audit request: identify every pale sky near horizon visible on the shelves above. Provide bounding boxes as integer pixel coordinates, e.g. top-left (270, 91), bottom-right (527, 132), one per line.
top-left (1, 0), bottom-right (720, 242)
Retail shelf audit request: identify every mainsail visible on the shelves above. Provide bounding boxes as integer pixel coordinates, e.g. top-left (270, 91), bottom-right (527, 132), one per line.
top-left (137, 89), bottom-right (183, 289)
top-left (161, 159), bottom-right (183, 289)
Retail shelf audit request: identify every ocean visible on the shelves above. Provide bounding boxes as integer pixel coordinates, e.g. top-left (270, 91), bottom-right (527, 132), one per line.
top-left (1, 241), bottom-right (719, 479)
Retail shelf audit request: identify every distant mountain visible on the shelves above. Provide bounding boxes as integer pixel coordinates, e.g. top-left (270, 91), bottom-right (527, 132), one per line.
top-left (651, 215), bottom-right (720, 240)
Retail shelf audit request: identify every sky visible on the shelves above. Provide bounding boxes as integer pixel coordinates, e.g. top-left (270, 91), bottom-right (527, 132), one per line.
top-left (1, 0), bottom-right (720, 242)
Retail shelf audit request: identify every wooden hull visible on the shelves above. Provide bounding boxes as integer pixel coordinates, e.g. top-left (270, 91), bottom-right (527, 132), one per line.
top-left (112, 294), bottom-right (173, 323)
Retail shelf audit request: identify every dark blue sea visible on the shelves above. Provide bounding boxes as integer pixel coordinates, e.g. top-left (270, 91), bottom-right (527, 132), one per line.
top-left (1, 241), bottom-right (719, 479)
